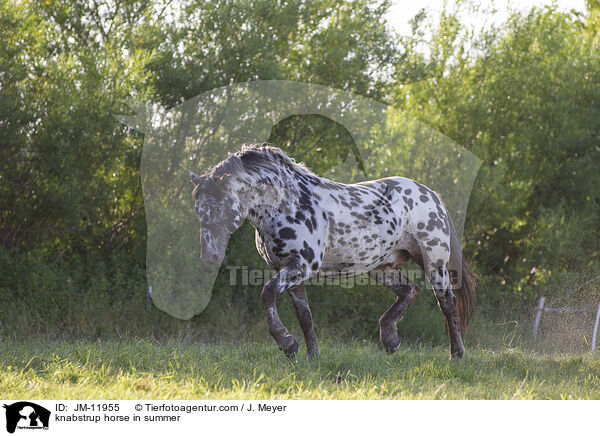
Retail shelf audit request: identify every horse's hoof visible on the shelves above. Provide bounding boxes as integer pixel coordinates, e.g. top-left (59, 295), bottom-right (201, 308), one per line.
top-left (307, 348), bottom-right (320, 360)
top-left (450, 348), bottom-right (465, 361)
top-left (281, 339), bottom-right (299, 357)
top-left (384, 340), bottom-right (401, 354)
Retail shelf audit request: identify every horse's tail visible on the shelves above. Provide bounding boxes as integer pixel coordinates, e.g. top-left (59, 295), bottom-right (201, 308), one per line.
top-left (447, 215), bottom-right (477, 333)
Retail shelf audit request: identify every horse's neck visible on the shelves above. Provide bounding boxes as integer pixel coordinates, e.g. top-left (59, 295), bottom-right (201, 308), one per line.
top-left (230, 173), bottom-right (289, 228)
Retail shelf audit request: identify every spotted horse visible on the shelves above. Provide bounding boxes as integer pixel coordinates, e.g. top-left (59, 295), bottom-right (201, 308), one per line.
top-left (190, 146), bottom-right (476, 360)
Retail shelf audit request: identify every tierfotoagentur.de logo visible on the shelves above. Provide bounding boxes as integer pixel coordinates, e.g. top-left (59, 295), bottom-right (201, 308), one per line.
top-left (2, 402), bottom-right (50, 434)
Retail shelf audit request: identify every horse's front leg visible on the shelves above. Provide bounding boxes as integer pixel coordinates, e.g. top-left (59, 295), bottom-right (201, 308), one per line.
top-left (288, 284), bottom-right (319, 358)
top-left (261, 266), bottom-right (305, 357)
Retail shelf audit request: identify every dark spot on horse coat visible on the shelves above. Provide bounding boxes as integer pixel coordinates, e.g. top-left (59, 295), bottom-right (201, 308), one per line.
top-left (351, 211), bottom-right (366, 220)
top-left (279, 227), bottom-right (297, 240)
top-left (427, 216), bottom-right (445, 232)
top-left (300, 241), bottom-right (315, 263)
top-left (286, 216), bottom-right (297, 224)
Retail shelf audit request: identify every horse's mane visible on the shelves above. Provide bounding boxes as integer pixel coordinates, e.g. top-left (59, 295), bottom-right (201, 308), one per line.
top-left (210, 144), bottom-right (316, 179)
top-left (240, 144), bottom-right (316, 176)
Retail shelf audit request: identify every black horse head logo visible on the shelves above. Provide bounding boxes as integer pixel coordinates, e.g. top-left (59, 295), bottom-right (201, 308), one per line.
top-left (3, 402), bottom-right (50, 433)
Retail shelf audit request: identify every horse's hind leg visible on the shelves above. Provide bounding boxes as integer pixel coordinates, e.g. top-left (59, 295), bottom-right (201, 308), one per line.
top-left (426, 261), bottom-right (465, 360)
top-left (261, 267), bottom-right (302, 357)
top-left (288, 284), bottom-right (320, 357)
top-left (370, 268), bottom-right (422, 353)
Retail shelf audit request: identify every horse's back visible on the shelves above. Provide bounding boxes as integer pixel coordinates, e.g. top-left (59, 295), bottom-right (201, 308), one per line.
top-left (344, 176), bottom-right (452, 269)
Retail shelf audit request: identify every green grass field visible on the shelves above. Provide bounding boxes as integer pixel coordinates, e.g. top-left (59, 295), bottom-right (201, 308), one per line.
top-left (1, 337), bottom-right (599, 400)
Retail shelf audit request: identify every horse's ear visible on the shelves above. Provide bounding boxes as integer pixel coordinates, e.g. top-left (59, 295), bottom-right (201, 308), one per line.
top-left (189, 171), bottom-right (202, 185)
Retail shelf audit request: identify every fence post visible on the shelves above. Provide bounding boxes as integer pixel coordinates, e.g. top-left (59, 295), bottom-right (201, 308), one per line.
top-left (533, 296), bottom-right (545, 340)
top-left (592, 304), bottom-right (600, 352)
top-left (146, 285), bottom-right (153, 312)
